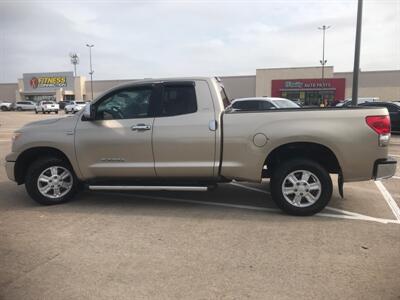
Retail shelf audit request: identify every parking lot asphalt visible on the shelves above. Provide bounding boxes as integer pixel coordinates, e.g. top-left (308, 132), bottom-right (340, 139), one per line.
top-left (1, 111), bottom-right (400, 299)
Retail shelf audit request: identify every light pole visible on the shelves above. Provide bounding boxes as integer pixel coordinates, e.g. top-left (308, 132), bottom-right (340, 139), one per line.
top-left (318, 25), bottom-right (331, 105)
top-left (86, 44), bottom-right (94, 101)
top-left (351, 0), bottom-right (363, 106)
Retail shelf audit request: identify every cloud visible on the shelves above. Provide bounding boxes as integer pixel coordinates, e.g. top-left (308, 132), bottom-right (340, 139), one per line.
top-left (0, 0), bottom-right (398, 82)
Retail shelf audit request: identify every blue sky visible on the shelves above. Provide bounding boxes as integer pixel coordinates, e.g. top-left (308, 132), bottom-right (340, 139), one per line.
top-left (0, 0), bottom-right (399, 82)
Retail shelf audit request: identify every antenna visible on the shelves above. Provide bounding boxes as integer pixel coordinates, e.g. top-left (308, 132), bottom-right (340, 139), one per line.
top-left (69, 52), bottom-right (79, 76)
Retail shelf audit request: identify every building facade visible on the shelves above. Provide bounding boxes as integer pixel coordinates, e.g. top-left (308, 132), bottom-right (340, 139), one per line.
top-left (1, 67), bottom-right (399, 104)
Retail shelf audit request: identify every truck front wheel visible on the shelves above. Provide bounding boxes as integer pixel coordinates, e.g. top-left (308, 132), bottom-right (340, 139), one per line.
top-left (25, 157), bottom-right (79, 205)
top-left (270, 159), bottom-right (332, 216)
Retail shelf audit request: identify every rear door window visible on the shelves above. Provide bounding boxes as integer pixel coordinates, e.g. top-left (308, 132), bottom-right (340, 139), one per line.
top-left (159, 85), bottom-right (197, 117)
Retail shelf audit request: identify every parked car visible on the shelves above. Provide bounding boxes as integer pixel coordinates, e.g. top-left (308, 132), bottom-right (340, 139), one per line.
top-left (35, 101), bottom-right (59, 114)
top-left (4, 77), bottom-right (396, 216)
top-left (59, 101), bottom-right (73, 110)
top-left (0, 101), bottom-right (14, 111)
top-left (64, 101), bottom-right (87, 114)
top-left (336, 97), bottom-right (380, 107)
top-left (15, 101), bottom-right (36, 111)
top-left (359, 101), bottom-right (400, 132)
top-left (228, 97), bottom-right (301, 111)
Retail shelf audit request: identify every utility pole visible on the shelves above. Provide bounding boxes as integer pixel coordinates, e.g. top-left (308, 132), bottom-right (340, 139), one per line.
top-left (86, 44), bottom-right (94, 101)
top-left (318, 25), bottom-right (330, 105)
top-left (351, 0), bottom-right (363, 106)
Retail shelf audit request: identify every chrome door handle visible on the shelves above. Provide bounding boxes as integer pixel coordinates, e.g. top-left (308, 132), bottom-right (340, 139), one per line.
top-left (131, 124), bottom-right (151, 131)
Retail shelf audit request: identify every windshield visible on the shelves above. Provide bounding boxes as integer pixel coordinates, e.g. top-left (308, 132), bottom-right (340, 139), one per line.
top-left (76, 101), bottom-right (86, 104)
top-left (271, 99), bottom-right (300, 108)
top-left (43, 101), bottom-right (54, 104)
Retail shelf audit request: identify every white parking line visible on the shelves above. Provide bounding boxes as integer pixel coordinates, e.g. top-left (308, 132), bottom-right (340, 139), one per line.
top-left (230, 182), bottom-right (374, 218)
top-left (229, 182), bottom-right (270, 194)
top-left (229, 182), bottom-right (400, 224)
top-left (375, 181), bottom-right (400, 221)
top-left (389, 154), bottom-right (400, 158)
top-left (94, 191), bottom-right (400, 225)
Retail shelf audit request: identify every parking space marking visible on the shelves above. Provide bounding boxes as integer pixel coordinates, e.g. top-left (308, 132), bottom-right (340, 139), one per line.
top-left (392, 176), bottom-right (400, 180)
top-left (94, 192), bottom-right (400, 225)
top-left (229, 182), bottom-right (400, 224)
top-left (375, 181), bottom-right (400, 221)
top-left (389, 154), bottom-right (400, 158)
top-left (229, 182), bottom-right (270, 194)
top-left (231, 182), bottom-right (378, 218)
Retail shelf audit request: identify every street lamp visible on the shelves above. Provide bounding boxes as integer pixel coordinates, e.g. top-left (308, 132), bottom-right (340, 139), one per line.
top-left (318, 25), bottom-right (331, 105)
top-left (86, 44), bottom-right (94, 101)
top-left (351, 0), bottom-right (363, 106)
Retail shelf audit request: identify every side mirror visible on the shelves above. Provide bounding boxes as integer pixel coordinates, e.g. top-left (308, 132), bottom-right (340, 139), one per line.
top-left (82, 103), bottom-right (94, 121)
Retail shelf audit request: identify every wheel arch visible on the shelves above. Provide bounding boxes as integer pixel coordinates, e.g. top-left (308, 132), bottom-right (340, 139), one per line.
top-left (14, 147), bottom-right (74, 184)
top-left (264, 142), bottom-right (342, 177)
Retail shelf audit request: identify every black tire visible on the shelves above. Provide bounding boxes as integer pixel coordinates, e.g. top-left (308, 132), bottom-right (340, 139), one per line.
top-left (16, 107), bottom-right (22, 111)
top-left (25, 157), bottom-right (79, 205)
top-left (55, 111), bottom-right (59, 114)
top-left (270, 159), bottom-right (332, 216)
top-left (35, 110), bottom-right (38, 114)
top-left (1, 106), bottom-right (8, 111)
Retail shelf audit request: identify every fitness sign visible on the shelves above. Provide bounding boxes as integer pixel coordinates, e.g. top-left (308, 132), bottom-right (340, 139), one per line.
top-left (23, 72), bottom-right (74, 92)
top-left (29, 76), bottom-right (67, 89)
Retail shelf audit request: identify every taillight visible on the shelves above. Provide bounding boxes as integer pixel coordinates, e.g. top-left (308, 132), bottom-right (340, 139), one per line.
top-left (366, 115), bottom-right (391, 135)
top-left (366, 115), bottom-right (391, 146)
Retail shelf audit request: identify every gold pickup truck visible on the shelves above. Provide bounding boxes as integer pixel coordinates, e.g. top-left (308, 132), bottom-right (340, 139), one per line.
top-left (5, 77), bottom-right (396, 215)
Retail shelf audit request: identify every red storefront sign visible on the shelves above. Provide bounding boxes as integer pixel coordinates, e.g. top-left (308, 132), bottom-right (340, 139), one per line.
top-left (271, 78), bottom-right (346, 101)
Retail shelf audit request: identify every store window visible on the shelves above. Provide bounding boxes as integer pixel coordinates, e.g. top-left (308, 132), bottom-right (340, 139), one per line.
top-left (64, 95), bottom-right (75, 101)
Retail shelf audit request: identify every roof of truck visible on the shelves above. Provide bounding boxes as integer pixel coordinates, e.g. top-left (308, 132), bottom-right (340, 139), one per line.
top-left (91, 77), bottom-right (216, 102)
top-left (114, 76), bottom-right (213, 87)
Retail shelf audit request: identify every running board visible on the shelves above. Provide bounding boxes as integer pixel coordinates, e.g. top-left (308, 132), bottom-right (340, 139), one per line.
top-left (88, 185), bottom-right (209, 192)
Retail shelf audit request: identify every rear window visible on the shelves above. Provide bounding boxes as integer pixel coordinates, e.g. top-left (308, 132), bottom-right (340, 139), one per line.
top-left (43, 101), bottom-right (54, 104)
top-left (232, 100), bottom-right (274, 110)
top-left (76, 101), bottom-right (86, 104)
top-left (271, 99), bottom-right (300, 108)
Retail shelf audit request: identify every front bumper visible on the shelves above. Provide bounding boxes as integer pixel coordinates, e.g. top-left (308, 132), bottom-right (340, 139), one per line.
top-left (5, 161), bottom-right (15, 181)
top-left (374, 158), bottom-right (397, 180)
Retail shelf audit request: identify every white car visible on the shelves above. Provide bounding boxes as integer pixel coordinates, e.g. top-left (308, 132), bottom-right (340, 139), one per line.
top-left (15, 101), bottom-right (36, 111)
top-left (64, 101), bottom-right (87, 114)
top-left (35, 101), bottom-right (59, 114)
top-left (0, 101), bottom-right (14, 111)
top-left (229, 97), bottom-right (301, 111)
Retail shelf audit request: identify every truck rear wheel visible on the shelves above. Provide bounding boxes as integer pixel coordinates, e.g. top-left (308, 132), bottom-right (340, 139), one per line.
top-left (270, 159), bottom-right (332, 216)
top-left (25, 157), bottom-right (79, 205)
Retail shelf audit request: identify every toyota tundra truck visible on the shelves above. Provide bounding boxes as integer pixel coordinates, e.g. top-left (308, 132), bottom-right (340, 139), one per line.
top-left (5, 77), bottom-right (397, 215)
